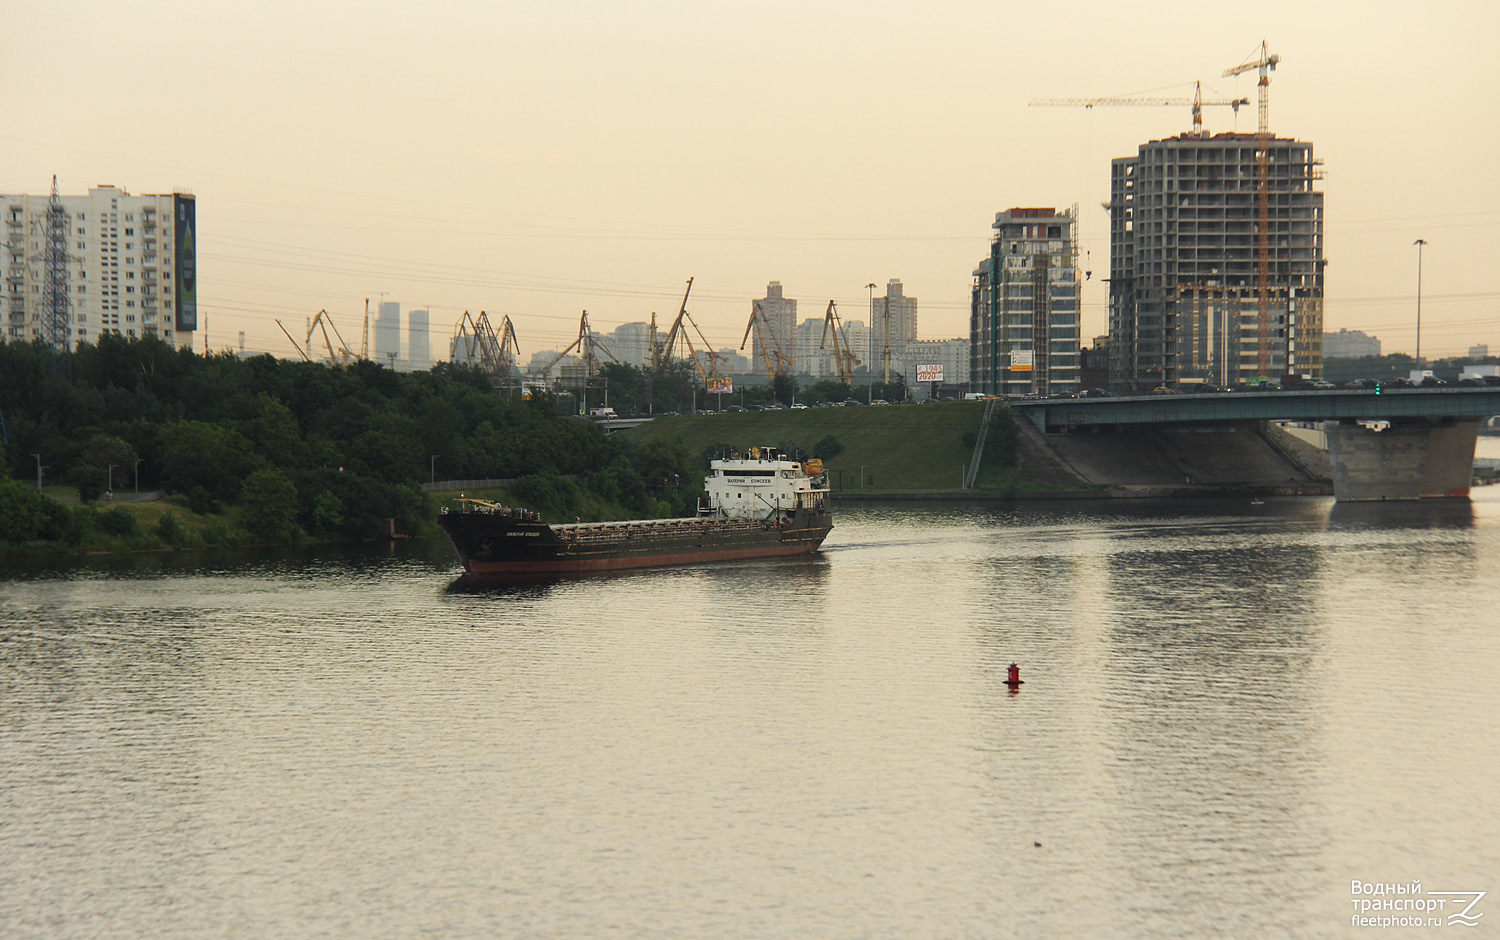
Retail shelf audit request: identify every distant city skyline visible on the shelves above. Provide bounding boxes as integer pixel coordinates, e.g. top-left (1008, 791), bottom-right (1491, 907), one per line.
top-left (5, 3), bottom-right (1496, 365)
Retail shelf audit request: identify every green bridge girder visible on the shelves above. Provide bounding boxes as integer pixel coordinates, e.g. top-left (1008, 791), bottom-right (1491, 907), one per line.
top-left (1010, 388), bottom-right (1500, 434)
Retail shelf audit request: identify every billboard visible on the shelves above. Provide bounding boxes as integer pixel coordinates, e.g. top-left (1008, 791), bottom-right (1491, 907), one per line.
top-left (173, 194), bottom-right (197, 333)
top-left (708, 376), bottom-right (733, 394)
top-left (916, 363), bottom-right (944, 383)
top-left (1009, 349), bottom-right (1034, 372)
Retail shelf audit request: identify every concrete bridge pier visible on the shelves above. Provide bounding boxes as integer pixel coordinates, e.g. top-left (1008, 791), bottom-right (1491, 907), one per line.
top-left (1323, 418), bottom-right (1479, 501)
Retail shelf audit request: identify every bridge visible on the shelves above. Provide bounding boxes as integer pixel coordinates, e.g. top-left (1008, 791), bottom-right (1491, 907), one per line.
top-left (1009, 388), bottom-right (1500, 501)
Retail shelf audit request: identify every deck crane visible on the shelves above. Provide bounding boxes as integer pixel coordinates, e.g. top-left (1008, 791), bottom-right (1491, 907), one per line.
top-left (276, 309), bottom-right (355, 366)
top-left (1029, 81), bottom-right (1248, 137)
top-left (740, 301), bottom-right (795, 377)
top-left (1223, 40), bottom-right (1280, 375)
top-left (818, 300), bottom-right (860, 386)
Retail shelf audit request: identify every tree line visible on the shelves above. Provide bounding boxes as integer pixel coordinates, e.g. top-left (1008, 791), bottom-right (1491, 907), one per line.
top-left (0, 335), bottom-right (701, 552)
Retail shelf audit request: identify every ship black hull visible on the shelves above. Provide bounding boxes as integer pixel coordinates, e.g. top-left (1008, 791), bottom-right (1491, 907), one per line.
top-left (439, 508), bottom-right (832, 579)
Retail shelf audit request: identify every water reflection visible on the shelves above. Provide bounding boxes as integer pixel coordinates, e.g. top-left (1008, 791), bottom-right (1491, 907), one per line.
top-left (4, 499), bottom-right (1499, 938)
top-left (1327, 498), bottom-right (1475, 531)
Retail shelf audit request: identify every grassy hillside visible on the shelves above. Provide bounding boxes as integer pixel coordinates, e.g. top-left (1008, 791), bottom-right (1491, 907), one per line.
top-left (619, 402), bottom-right (988, 493)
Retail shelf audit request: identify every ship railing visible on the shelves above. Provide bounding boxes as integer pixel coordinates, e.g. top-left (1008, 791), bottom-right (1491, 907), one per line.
top-left (558, 517), bottom-right (767, 544)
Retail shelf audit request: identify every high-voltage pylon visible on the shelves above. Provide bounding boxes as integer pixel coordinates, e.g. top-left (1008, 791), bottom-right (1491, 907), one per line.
top-left (41, 176), bottom-right (73, 359)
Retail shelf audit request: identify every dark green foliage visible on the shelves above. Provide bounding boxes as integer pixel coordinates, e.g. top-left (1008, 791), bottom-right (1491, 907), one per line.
top-left (0, 479), bottom-right (66, 544)
top-left (2, 334), bottom-right (699, 545)
top-left (99, 507), bottom-right (138, 537)
top-left (240, 468), bottom-right (300, 543)
top-left (813, 435), bottom-right (845, 460)
top-left (511, 472), bottom-right (577, 519)
top-left (155, 511), bottom-right (183, 545)
top-left (771, 373), bottom-right (797, 406)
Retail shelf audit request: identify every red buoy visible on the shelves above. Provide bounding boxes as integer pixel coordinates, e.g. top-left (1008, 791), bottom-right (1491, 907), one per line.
top-left (1006, 663), bottom-right (1023, 685)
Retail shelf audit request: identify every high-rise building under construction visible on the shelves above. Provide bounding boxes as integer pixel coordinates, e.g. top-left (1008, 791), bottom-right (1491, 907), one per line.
top-left (970, 208), bottom-right (1081, 396)
top-left (1107, 132), bottom-right (1324, 391)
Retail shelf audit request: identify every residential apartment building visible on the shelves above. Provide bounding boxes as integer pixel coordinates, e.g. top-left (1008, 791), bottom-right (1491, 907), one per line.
top-left (1323, 328), bottom-right (1381, 359)
top-left (907, 338), bottom-right (970, 392)
top-left (750, 281), bottom-right (797, 376)
top-left (3, 184), bottom-right (196, 348)
top-left (1108, 132), bottom-right (1325, 391)
top-left (868, 279), bottom-right (917, 382)
top-left (969, 207), bottom-right (1082, 396)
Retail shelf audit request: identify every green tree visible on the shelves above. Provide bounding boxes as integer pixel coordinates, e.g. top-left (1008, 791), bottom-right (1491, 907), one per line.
top-left (158, 420), bottom-right (261, 502)
top-left (0, 479), bottom-right (64, 543)
top-left (239, 468), bottom-right (300, 543)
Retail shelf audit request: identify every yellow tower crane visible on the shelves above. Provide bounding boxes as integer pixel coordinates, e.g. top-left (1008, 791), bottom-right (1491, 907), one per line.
top-left (1029, 81), bottom-right (1248, 138)
top-left (1224, 40), bottom-right (1280, 376)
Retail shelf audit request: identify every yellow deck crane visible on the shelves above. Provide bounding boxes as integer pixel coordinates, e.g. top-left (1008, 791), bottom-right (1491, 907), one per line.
top-left (818, 300), bottom-right (860, 386)
top-left (1223, 40), bottom-right (1281, 376)
top-left (1029, 81), bottom-right (1248, 138)
top-left (740, 300), bottom-right (795, 377)
top-left (276, 309), bottom-right (355, 366)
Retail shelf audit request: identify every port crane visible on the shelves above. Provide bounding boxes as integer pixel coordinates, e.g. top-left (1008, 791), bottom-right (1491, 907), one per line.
top-left (452, 310), bottom-right (521, 377)
top-left (818, 300), bottom-right (860, 386)
top-left (1029, 81), bottom-right (1248, 137)
top-left (276, 309), bottom-right (355, 366)
top-left (658, 277), bottom-right (726, 384)
top-left (740, 300), bottom-right (795, 377)
top-left (1223, 40), bottom-right (1280, 375)
top-left (537, 310), bottom-right (617, 382)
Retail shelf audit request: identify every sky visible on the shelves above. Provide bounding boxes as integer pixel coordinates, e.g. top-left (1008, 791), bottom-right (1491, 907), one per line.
top-left (5, 0), bottom-right (1499, 364)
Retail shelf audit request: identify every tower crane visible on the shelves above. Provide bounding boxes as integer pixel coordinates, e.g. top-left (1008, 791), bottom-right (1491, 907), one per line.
top-left (1029, 81), bottom-right (1248, 137)
top-left (740, 301), bottom-right (795, 377)
top-left (818, 300), bottom-right (860, 386)
top-left (1224, 40), bottom-right (1280, 374)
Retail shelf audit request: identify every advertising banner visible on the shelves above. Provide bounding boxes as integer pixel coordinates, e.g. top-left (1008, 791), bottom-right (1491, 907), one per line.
top-left (173, 194), bottom-right (197, 333)
top-left (708, 376), bottom-right (733, 394)
top-left (916, 363), bottom-right (944, 383)
top-left (1010, 349), bottom-right (1034, 372)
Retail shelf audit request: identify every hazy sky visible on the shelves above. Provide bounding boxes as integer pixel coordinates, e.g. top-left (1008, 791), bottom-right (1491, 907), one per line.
top-left (6, 0), bottom-right (1498, 362)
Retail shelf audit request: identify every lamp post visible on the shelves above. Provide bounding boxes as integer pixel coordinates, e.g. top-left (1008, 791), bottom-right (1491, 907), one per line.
top-left (865, 283), bottom-right (877, 400)
top-left (31, 453), bottom-right (45, 491)
top-left (133, 458), bottom-right (143, 494)
top-left (1413, 239), bottom-right (1428, 365)
top-left (431, 454), bottom-right (438, 485)
top-left (107, 464), bottom-right (117, 499)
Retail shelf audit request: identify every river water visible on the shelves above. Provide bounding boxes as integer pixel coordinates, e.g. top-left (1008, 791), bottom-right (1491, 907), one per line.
top-left (4, 487), bottom-right (1500, 937)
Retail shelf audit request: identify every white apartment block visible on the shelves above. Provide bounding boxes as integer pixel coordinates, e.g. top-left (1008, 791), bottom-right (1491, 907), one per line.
top-left (3, 185), bottom-right (197, 348)
top-left (908, 338), bottom-right (970, 391)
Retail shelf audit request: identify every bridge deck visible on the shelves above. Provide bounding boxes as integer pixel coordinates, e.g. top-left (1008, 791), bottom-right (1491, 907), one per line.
top-left (1011, 388), bottom-right (1500, 433)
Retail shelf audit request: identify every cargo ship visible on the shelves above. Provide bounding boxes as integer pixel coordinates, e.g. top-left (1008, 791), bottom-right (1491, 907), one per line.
top-left (438, 447), bottom-right (832, 578)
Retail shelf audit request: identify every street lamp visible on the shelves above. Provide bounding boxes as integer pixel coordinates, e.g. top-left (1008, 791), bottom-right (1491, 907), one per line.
top-left (431, 454), bottom-right (439, 485)
top-left (107, 463), bottom-right (117, 499)
top-left (133, 457), bottom-right (144, 494)
top-left (30, 453), bottom-right (45, 491)
top-left (865, 283), bottom-right (877, 400)
top-left (1413, 238), bottom-right (1428, 365)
